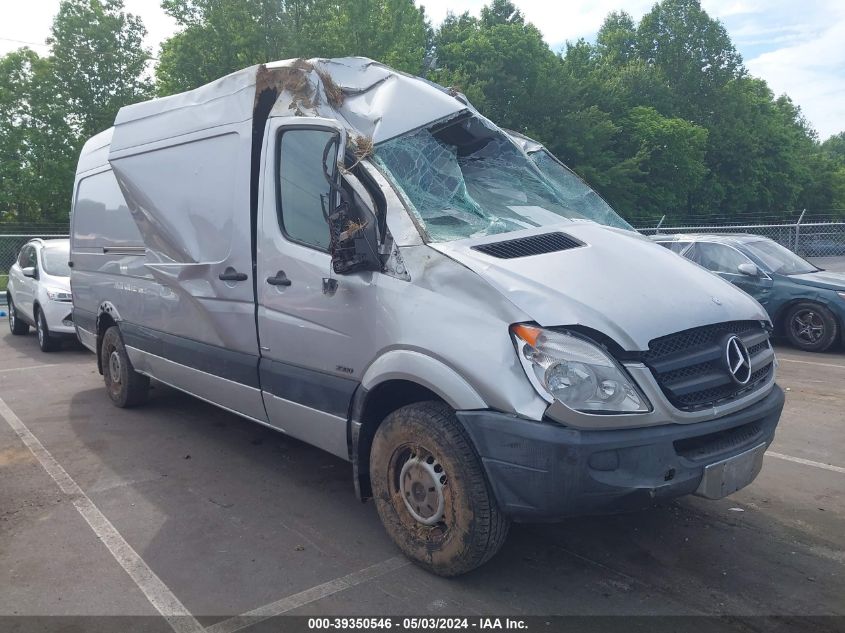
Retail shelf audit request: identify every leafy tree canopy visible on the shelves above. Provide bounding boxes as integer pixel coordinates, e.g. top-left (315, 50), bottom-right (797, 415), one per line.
top-left (1, 0), bottom-right (843, 226)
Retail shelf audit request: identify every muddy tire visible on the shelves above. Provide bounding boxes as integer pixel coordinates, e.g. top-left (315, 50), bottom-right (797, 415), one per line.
top-left (36, 307), bottom-right (60, 352)
top-left (7, 296), bottom-right (29, 335)
top-left (101, 326), bottom-right (149, 408)
top-left (370, 401), bottom-right (509, 576)
top-left (785, 302), bottom-right (839, 352)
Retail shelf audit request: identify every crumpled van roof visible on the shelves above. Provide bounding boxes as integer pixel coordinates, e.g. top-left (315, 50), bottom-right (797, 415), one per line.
top-left (104, 57), bottom-right (467, 159)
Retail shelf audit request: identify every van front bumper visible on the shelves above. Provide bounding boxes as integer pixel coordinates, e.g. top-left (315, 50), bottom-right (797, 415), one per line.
top-left (456, 385), bottom-right (784, 521)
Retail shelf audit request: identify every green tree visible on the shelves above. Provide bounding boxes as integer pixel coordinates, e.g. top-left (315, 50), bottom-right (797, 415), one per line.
top-left (636, 0), bottom-right (743, 119)
top-left (431, 3), bottom-right (560, 132)
top-left (50, 0), bottom-right (153, 138)
top-left (0, 0), bottom-right (152, 223)
top-left (622, 106), bottom-right (708, 217)
top-left (822, 132), bottom-right (845, 165)
top-left (157, 0), bottom-right (430, 95)
top-left (596, 11), bottom-right (637, 65)
top-left (0, 49), bottom-right (75, 223)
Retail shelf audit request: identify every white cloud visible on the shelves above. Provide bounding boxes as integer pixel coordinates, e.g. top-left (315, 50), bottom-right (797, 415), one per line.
top-left (0, 0), bottom-right (177, 56)
top-left (746, 16), bottom-right (845, 140)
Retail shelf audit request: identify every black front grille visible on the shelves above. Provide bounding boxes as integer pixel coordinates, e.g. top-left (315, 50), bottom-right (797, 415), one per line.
top-left (472, 232), bottom-right (584, 259)
top-left (643, 321), bottom-right (774, 411)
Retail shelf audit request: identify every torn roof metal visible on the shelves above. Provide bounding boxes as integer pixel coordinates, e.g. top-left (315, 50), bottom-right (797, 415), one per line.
top-left (107, 57), bottom-right (467, 156)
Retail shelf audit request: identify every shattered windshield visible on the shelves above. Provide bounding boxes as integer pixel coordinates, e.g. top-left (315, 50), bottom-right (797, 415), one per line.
top-left (528, 150), bottom-right (633, 231)
top-left (374, 116), bottom-right (594, 242)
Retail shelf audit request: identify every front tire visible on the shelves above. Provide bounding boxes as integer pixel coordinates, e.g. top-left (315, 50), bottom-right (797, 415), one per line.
top-left (101, 326), bottom-right (149, 407)
top-left (36, 307), bottom-right (60, 352)
top-left (785, 302), bottom-right (839, 352)
top-left (370, 401), bottom-right (509, 576)
top-left (8, 297), bottom-right (29, 335)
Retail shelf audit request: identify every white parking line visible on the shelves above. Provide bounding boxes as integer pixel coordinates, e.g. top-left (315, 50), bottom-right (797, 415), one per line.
top-left (767, 451), bottom-right (845, 474)
top-left (0, 364), bottom-right (61, 373)
top-left (778, 357), bottom-right (845, 370)
top-left (205, 556), bottom-right (410, 633)
top-left (0, 396), bottom-right (204, 633)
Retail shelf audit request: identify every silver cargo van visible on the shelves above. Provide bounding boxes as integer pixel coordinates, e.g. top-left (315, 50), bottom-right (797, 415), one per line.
top-left (70, 57), bottom-right (784, 576)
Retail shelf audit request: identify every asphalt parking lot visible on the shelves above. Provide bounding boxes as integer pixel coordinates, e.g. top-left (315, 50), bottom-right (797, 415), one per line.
top-left (1, 330), bottom-right (843, 632)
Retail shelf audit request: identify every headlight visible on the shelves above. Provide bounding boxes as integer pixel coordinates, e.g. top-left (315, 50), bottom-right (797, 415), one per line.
top-left (838, 292), bottom-right (845, 301)
top-left (46, 288), bottom-right (72, 302)
top-left (511, 324), bottom-right (650, 414)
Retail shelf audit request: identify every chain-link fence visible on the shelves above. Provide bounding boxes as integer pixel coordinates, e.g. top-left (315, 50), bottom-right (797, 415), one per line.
top-left (0, 230), bottom-right (69, 301)
top-left (635, 212), bottom-right (845, 259)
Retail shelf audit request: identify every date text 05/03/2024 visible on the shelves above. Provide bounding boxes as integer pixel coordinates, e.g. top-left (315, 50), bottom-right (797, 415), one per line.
top-left (307, 618), bottom-right (528, 630)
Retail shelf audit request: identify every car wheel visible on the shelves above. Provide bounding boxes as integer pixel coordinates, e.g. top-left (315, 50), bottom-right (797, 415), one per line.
top-left (36, 307), bottom-right (60, 352)
top-left (370, 401), bottom-right (509, 577)
top-left (785, 302), bottom-right (839, 352)
top-left (101, 326), bottom-right (149, 407)
top-left (7, 297), bottom-right (29, 335)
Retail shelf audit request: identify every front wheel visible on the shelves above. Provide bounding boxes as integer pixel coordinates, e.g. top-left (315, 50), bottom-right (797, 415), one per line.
top-left (7, 297), bottom-right (29, 335)
top-left (101, 326), bottom-right (149, 407)
top-left (785, 302), bottom-right (839, 352)
top-left (36, 308), bottom-right (60, 352)
top-left (370, 401), bottom-right (509, 576)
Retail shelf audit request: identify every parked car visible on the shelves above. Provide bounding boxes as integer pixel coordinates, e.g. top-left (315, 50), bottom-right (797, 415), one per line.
top-left (6, 238), bottom-right (74, 351)
top-left (70, 57), bottom-right (784, 576)
top-left (653, 233), bottom-right (845, 352)
top-left (800, 233), bottom-right (845, 258)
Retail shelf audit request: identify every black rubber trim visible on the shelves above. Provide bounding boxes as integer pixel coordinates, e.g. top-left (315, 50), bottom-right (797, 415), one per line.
top-left (456, 385), bottom-right (784, 521)
top-left (119, 322), bottom-right (261, 389)
top-left (259, 358), bottom-right (358, 418)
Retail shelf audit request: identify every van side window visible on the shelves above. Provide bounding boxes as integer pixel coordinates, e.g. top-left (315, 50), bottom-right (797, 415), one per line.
top-left (277, 129), bottom-right (337, 251)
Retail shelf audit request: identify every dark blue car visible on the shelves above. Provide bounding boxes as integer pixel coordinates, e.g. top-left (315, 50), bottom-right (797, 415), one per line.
top-left (653, 233), bottom-right (845, 352)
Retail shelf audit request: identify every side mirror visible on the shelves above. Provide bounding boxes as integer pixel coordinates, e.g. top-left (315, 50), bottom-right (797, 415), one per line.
top-left (323, 135), bottom-right (381, 275)
top-left (737, 263), bottom-right (759, 277)
top-left (21, 267), bottom-right (36, 278)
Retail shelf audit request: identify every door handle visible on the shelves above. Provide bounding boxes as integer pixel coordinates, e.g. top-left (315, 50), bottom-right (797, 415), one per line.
top-left (266, 271), bottom-right (292, 287)
top-left (218, 267), bottom-right (248, 282)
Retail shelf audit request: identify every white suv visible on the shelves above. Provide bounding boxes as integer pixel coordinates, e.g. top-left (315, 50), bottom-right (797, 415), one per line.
top-left (6, 238), bottom-right (74, 352)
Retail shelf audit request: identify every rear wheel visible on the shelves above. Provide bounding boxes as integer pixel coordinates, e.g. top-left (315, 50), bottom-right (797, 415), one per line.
top-left (785, 302), bottom-right (839, 352)
top-left (7, 297), bottom-right (29, 335)
top-left (36, 307), bottom-right (60, 352)
top-left (370, 401), bottom-right (509, 576)
top-left (101, 326), bottom-right (149, 407)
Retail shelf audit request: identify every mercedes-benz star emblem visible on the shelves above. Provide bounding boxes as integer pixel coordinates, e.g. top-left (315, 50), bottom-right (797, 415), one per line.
top-left (725, 335), bottom-right (752, 385)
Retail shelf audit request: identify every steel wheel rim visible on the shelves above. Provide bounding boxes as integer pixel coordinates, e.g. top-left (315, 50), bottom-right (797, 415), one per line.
top-left (109, 350), bottom-right (122, 384)
top-left (399, 451), bottom-right (447, 525)
top-left (791, 310), bottom-right (825, 344)
top-left (389, 444), bottom-right (450, 539)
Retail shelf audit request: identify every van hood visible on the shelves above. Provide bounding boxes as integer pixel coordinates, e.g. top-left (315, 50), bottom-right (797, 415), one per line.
top-left (787, 270), bottom-right (845, 291)
top-left (429, 222), bottom-right (769, 351)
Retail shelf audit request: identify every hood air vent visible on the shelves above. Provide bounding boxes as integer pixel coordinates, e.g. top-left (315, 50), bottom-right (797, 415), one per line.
top-left (471, 232), bottom-right (585, 259)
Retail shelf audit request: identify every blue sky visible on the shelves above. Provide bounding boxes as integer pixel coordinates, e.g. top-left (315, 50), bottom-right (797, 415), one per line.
top-left (1, 0), bottom-right (842, 139)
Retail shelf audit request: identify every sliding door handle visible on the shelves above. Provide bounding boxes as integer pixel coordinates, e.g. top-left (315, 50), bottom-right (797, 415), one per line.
top-left (266, 271), bottom-right (292, 287)
top-left (219, 267), bottom-right (248, 282)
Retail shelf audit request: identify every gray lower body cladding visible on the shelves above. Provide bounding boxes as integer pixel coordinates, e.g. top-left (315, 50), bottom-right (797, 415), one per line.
top-left (457, 385), bottom-right (784, 521)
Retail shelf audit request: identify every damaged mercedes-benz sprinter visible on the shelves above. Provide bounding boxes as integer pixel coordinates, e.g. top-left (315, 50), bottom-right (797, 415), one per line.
top-left (70, 57), bottom-right (784, 576)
